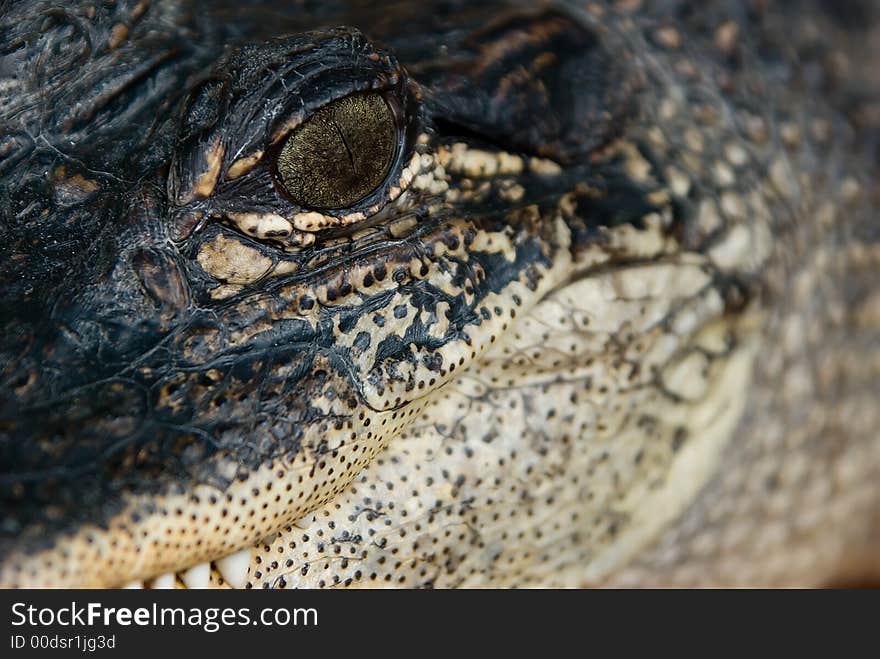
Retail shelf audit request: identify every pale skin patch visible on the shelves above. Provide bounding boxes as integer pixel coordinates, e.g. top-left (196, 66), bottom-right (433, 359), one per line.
top-left (291, 210), bottom-right (334, 232)
top-left (226, 151), bottom-right (264, 179)
top-left (498, 182), bottom-right (525, 202)
top-left (398, 151), bottom-right (425, 188)
top-left (709, 223), bottom-right (751, 270)
top-left (269, 112), bottom-right (305, 146)
top-left (661, 350), bottom-right (711, 400)
top-left (724, 142), bottom-right (749, 167)
top-left (227, 212), bottom-right (294, 240)
top-left (108, 23), bottom-right (129, 50)
top-left (193, 140), bottom-right (225, 199)
top-left (207, 283), bottom-right (244, 300)
top-left (289, 208), bottom-right (382, 232)
top-left (600, 212), bottom-right (677, 261)
top-left (271, 260), bottom-right (300, 277)
top-left (444, 143), bottom-right (524, 178)
top-left (654, 25), bottom-right (682, 50)
top-left (714, 20), bottom-right (739, 53)
top-left (411, 168), bottom-right (450, 196)
top-left (196, 234), bottom-right (272, 284)
top-left (666, 166), bottom-right (691, 198)
top-left (388, 215), bottom-right (418, 237)
top-left (52, 165), bottom-right (100, 203)
top-left (713, 161), bottom-right (736, 187)
top-left (619, 142), bottom-right (656, 184)
top-left (467, 223), bottom-right (518, 261)
top-left (53, 165), bottom-right (99, 193)
top-left (528, 157), bottom-right (563, 176)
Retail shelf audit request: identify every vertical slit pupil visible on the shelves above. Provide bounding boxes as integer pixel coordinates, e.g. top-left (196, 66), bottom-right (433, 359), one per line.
top-left (277, 92), bottom-right (397, 209)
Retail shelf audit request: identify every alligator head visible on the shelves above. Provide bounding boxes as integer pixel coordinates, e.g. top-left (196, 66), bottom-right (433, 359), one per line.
top-left (1, 0), bottom-right (878, 588)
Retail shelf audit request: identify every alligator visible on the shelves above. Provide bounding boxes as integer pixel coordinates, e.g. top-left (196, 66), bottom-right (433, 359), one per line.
top-left (0, 0), bottom-right (878, 589)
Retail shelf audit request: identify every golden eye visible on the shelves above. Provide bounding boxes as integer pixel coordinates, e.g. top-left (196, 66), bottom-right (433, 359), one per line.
top-left (276, 92), bottom-right (397, 210)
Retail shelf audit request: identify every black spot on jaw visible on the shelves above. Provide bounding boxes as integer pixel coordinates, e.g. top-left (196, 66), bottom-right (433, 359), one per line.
top-left (353, 331), bottom-right (371, 352)
top-left (422, 353), bottom-right (443, 372)
top-left (373, 334), bottom-right (409, 369)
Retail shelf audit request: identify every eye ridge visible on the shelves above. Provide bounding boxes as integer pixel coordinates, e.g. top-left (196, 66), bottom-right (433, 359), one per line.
top-left (275, 92), bottom-right (398, 211)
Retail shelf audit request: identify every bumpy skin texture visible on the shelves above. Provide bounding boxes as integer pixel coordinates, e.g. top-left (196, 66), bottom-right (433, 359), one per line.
top-left (0, 0), bottom-right (878, 588)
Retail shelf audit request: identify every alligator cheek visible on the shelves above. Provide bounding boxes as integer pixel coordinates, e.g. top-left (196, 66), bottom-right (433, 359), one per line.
top-left (0, 213), bottom-right (575, 587)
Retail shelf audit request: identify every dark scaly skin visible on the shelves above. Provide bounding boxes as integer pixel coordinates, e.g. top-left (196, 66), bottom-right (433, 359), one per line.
top-left (0, 0), bottom-right (877, 588)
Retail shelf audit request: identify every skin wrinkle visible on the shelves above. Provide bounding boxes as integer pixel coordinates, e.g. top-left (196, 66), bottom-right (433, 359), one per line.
top-left (0, 0), bottom-right (877, 588)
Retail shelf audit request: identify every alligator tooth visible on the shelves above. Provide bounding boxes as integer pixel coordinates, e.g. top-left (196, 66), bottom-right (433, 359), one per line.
top-left (122, 580), bottom-right (143, 589)
top-left (149, 573), bottom-right (177, 589)
top-left (180, 563), bottom-right (211, 589)
top-left (214, 548), bottom-right (251, 589)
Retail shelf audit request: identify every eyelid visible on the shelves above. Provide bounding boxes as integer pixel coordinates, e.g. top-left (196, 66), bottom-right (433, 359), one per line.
top-left (267, 77), bottom-right (405, 147)
top-left (262, 85), bottom-right (420, 231)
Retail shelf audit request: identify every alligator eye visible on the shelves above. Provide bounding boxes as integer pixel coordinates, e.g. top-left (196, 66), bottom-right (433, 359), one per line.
top-left (276, 92), bottom-right (397, 209)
